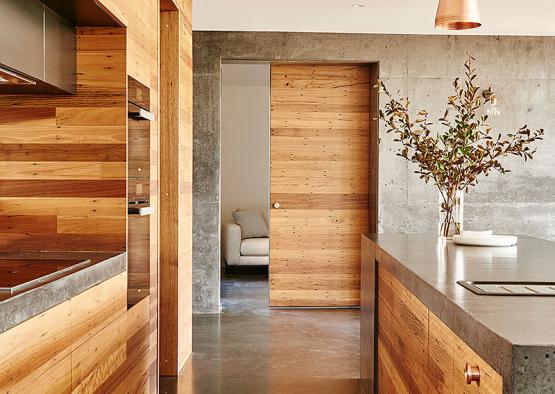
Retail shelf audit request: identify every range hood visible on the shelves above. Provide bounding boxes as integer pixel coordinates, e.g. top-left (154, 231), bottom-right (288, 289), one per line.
top-left (0, 0), bottom-right (122, 94)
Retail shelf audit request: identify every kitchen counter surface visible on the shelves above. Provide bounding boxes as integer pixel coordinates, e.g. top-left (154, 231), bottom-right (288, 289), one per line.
top-left (0, 251), bottom-right (126, 334)
top-left (367, 233), bottom-right (555, 392)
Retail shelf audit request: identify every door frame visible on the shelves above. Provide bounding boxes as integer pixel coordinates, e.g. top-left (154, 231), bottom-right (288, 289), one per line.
top-left (217, 60), bottom-right (379, 308)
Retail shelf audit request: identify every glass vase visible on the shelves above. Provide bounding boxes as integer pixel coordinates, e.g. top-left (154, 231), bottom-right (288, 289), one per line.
top-left (438, 190), bottom-right (464, 239)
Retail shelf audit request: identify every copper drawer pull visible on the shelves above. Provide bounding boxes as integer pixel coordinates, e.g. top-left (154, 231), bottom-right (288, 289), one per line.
top-left (465, 363), bottom-right (480, 384)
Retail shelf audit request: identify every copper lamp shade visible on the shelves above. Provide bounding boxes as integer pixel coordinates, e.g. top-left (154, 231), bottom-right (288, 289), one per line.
top-left (435, 0), bottom-right (481, 30)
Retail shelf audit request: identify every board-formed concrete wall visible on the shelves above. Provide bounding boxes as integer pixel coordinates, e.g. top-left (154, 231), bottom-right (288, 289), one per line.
top-left (193, 31), bottom-right (555, 313)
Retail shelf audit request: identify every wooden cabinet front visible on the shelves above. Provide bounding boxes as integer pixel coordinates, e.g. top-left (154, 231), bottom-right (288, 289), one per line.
top-left (377, 264), bottom-right (502, 394)
top-left (0, 273), bottom-right (155, 393)
top-left (378, 264), bottom-right (430, 393)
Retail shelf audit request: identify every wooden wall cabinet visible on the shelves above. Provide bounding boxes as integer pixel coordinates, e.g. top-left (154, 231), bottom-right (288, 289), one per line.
top-left (377, 265), bottom-right (503, 394)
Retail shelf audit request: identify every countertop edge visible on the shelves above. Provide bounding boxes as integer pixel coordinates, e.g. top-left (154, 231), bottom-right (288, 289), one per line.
top-left (0, 252), bottom-right (127, 334)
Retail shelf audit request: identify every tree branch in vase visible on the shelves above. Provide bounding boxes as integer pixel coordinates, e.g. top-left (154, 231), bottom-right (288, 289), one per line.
top-left (376, 54), bottom-right (544, 238)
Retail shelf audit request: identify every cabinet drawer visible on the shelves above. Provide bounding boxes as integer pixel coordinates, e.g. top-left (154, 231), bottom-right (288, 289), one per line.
top-left (453, 336), bottom-right (502, 393)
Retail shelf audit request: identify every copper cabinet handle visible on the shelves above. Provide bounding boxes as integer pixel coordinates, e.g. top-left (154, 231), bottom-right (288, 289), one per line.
top-left (273, 202), bottom-right (281, 209)
top-left (465, 363), bottom-right (480, 384)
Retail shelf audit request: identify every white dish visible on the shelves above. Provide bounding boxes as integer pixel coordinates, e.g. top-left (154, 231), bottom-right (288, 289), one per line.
top-left (461, 230), bottom-right (493, 238)
top-left (453, 235), bottom-right (518, 247)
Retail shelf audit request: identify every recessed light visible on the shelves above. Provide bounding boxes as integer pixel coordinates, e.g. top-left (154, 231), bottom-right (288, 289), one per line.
top-left (352, 3), bottom-right (365, 8)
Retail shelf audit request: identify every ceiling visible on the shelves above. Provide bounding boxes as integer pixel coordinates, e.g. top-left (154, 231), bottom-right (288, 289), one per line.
top-left (193, 0), bottom-right (555, 36)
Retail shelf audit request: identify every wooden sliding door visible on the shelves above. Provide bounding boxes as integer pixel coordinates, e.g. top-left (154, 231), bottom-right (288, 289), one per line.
top-left (269, 63), bottom-right (372, 307)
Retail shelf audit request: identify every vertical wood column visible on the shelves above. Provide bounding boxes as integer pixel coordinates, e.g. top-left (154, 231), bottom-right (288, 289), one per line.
top-left (159, 0), bottom-right (193, 376)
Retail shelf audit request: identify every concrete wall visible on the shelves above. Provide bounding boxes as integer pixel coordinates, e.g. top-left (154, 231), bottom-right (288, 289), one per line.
top-left (221, 64), bottom-right (270, 226)
top-left (193, 31), bottom-right (555, 313)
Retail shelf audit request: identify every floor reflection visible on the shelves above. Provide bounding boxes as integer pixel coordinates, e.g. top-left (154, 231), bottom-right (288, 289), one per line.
top-left (160, 270), bottom-right (361, 394)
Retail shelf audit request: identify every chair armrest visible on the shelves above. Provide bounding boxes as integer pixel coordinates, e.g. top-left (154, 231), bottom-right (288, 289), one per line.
top-left (222, 222), bottom-right (241, 265)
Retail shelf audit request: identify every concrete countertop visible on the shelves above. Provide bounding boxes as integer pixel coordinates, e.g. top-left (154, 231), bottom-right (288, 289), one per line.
top-left (0, 251), bottom-right (126, 334)
top-left (367, 233), bottom-right (555, 392)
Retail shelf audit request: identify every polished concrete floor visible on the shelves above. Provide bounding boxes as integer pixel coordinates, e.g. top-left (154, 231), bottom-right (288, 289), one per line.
top-left (161, 270), bottom-right (360, 394)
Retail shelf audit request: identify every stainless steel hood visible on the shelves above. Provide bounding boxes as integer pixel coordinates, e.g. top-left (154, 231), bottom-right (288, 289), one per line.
top-left (0, 0), bottom-right (76, 94)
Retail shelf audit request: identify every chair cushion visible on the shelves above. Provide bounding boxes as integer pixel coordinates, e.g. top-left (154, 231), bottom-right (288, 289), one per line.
top-left (240, 237), bottom-right (269, 256)
top-left (232, 210), bottom-right (269, 239)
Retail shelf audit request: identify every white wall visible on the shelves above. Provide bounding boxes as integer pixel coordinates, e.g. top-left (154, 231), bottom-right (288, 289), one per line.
top-left (220, 63), bottom-right (270, 225)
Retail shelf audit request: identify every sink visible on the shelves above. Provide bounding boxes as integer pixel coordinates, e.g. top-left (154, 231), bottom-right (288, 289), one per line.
top-left (458, 280), bottom-right (555, 296)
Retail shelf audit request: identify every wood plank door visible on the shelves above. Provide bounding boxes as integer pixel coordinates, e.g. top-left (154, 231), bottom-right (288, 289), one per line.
top-left (269, 63), bottom-right (372, 307)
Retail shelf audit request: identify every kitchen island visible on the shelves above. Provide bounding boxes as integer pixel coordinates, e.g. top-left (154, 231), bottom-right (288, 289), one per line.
top-left (361, 233), bottom-right (555, 394)
top-left (0, 251), bottom-right (126, 333)
top-left (0, 251), bottom-right (154, 392)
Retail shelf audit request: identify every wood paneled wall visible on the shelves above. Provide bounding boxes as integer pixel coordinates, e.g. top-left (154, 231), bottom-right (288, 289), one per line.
top-left (0, 0), bottom-right (194, 383)
top-left (100, 0), bottom-right (194, 377)
top-left (0, 28), bottom-right (127, 252)
top-left (96, 1), bottom-right (162, 376)
top-left (159, 0), bottom-right (193, 375)
top-left (269, 63), bottom-right (372, 307)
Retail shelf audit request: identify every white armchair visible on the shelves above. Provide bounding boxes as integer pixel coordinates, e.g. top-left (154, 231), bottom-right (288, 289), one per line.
top-left (222, 222), bottom-right (269, 266)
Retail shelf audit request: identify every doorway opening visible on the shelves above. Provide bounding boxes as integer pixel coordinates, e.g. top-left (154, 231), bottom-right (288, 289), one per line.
top-left (220, 62), bottom-right (271, 312)
top-left (219, 61), bottom-right (379, 311)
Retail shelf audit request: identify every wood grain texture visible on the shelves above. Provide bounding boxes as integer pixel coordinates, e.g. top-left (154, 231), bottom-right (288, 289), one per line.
top-left (128, 214), bottom-right (150, 304)
top-left (70, 272), bottom-right (128, 350)
top-left (360, 235), bottom-right (376, 393)
top-left (373, 254), bottom-right (503, 394)
top-left (0, 273), bottom-right (126, 393)
top-left (0, 299), bottom-right (73, 393)
top-left (269, 63), bottom-right (372, 307)
top-left (159, 0), bottom-right (193, 375)
top-left (0, 28), bottom-right (127, 252)
top-left (0, 273), bottom-right (155, 393)
top-left (377, 265), bottom-right (431, 393)
top-left (454, 336), bottom-right (503, 394)
top-left (71, 296), bottom-right (151, 393)
top-left (429, 311), bottom-right (455, 393)
top-left (21, 355), bottom-right (72, 394)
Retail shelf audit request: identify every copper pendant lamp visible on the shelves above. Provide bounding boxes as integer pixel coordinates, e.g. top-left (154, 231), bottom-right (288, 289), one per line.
top-left (435, 0), bottom-right (481, 30)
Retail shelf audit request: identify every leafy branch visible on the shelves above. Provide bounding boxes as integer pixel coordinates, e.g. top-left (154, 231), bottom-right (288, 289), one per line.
top-left (377, 54), bottom-right (544, 236)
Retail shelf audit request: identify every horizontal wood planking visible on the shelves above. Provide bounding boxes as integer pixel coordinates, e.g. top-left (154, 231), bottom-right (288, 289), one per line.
top-left (0, 162), bottom-right (125, 180)
top-left (0, 197), bottom-right (124, 216)
top-left (270, 289), bottom-right (360, 307)
top-left (270, 249), bottom-right (361, 276)
top-left (71, 296), bottom-right (150, 392)
top-left (0, 180), bottom-right (126, 198)
top-left (0, 126), bottom-right (126, 144)
top-left (0, 273), bottom-right (126, 393)
top-left (0, 273), bottom-right (156, 392)
top-left (269, 194), bottom-right (368, 210)
top-left (57, 217), bottom-right (126, 235)
top-left (270, 63), bottom-right (370, 307)
top-left (0, 299), bottom-right (73, 393)
top-left (0, 28), bottom-right (126, 252)
top-left (0, 233), bottom-right (126, 252)
top-left (21, 354), bottom-right (72, 394)
top-left (96, 0), bottom-right (168, 384)
top-left (0, 144), bottom-right (126, 162)
top-left (0, 215), bottom-right (57, 234)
